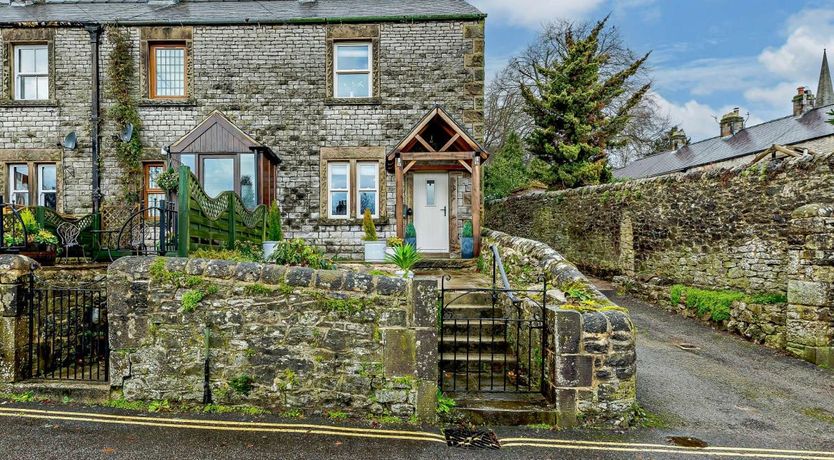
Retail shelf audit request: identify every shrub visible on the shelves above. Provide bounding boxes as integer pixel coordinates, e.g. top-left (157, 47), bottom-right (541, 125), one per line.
top-left (387, 236), bottom-right (403, 247)
top-left (461, 220), bottom-right (473, 238)
top-left (669, 285), bottom-right (787, 323)
top-left (385, 243), bottom-right (421, 273)
top-left (191, 241), bottom-right (262, 263)
top-left (362, 208), bottom-right (377, 241)
top-left (405, 223), bottom-right (416, 238)
top-left (229, 375), bottom-right (255, 396)
top-left (267, 202), bottom-right (283, 242)
top-left (268, 238), bottom-right (333, 269)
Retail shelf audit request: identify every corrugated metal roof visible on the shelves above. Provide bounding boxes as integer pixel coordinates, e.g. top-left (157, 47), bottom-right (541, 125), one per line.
top-left (614, 104), bottom-right (834, 179)
top-left (0, 0), bottom-right (485, 25)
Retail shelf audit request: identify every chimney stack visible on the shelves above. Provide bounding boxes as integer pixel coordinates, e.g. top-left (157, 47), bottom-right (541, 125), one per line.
top-left (793, 86), bottom-right (815, 116)
top-left (670, 127), bottom-right (688, 150)
top-left (720, 108), bottom-right (745, 137)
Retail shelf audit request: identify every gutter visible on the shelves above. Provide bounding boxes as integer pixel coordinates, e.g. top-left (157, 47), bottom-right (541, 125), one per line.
top-left (0, 13), bottom-right (488, 28)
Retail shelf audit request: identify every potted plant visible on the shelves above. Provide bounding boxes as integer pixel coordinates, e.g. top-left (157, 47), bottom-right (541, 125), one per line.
top-left (460, 220), bottom-right (474, 259)
top-left (362, 209), bottom-right (386, 262)
top-left (263, 202), bottom-right (282, 260)
top-left (385, 236), bottom-right (403, 258)
top-left (6, 209), bottom-right (59, 265)
top-left (385, 242), bottom-right (422, 278)
top-left (156, 166), bottom-right (179, 193)
top-left (404, 223), bottom-right (417, 248)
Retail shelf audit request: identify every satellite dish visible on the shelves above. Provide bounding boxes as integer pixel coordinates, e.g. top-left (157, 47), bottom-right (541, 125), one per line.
top-left (119, 123), bottom-right (134, 142)
top-left (61, 131), bottom-right (77, 150)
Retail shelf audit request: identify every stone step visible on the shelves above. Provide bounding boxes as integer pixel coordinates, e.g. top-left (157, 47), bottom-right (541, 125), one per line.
top-left (443, 291), bottom-right (494, 306)
top-left (450, 393), bottom-right (559, 426)
top-left (0, 380), bottom-right (110, 404)
top-left (440, 373), bottom-right (538, 393)
top-left (439, 336), bottom-right (508, 355)
top-left (441, 304), bottom-right (501, 319)
top-left (440, 352), bottom-right (517, 363)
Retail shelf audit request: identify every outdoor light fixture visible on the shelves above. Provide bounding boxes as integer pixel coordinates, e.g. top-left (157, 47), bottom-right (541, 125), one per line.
top-left (58, 131), bottom-right (78, 150)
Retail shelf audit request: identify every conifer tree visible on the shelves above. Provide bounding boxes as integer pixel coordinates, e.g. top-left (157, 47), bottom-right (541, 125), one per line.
top-left (522, 17), bottom-right (650, 188)
top-left (484, 131), bottom-right (530, 200)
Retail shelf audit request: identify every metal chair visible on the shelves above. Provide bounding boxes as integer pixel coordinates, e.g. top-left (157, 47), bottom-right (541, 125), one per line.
top-left (56, 221), bottom-right (85, 263)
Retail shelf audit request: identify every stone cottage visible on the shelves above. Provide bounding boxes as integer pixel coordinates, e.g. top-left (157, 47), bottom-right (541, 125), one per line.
top-left (0, 0), bottom-right (487, 258)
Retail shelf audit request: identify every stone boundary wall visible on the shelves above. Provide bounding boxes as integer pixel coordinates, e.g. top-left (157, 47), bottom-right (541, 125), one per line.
top-left (486, 154), bottom-right (834, 367)
top-left (486, 152), bottom-right (834, 294)
top-left (107, 257), bottom-right (439, 421)
top-left (0, 255), bottom-right (37, 383)
top-left (483, 230), bottom-right (637, 426)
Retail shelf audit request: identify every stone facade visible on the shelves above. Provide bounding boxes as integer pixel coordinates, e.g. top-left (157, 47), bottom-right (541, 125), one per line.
top-left (106, 256), bottom-right (439, 421)
top-left (0, 255), bottom-right (37, 383)
top-left (483, 230), bottom-right (637, 426)
top-left (0, 18), bottom-right (485, 258)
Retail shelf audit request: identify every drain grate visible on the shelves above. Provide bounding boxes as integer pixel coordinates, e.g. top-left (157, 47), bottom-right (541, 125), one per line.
top-left (444, 428), bottom-right (501, 449)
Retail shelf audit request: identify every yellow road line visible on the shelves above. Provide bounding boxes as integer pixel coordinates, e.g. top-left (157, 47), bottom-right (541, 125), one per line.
top-left (0, 407), bottom-right (445, 440)
top-left (0, 412), bottom-right (447, 443)
top-left (500, 442), bottom-right (834, 460)
top-left (500, 437), bottom-right (834, 456)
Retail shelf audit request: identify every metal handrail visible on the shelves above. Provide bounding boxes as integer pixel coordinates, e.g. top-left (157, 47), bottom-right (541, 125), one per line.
top-left (490, 244), bottom-right (522, 304)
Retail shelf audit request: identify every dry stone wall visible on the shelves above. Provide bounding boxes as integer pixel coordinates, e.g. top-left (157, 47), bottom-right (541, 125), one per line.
top-left (107, 257), bottom-right (439, 421)
top-left (486, 154), bottom-right (834, 367)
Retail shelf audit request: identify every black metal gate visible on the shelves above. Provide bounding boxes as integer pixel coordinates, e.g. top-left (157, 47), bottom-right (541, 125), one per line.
top-left (24, 278), bottom-right (109, 382)
top-left (438, 250), bottom-right (548, 394)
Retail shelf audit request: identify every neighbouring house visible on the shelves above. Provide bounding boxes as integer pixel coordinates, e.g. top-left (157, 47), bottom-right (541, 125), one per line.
top-left (0, 0), bottom-right (487, 258)
top-left (615, 51), bottom-right (834, 179)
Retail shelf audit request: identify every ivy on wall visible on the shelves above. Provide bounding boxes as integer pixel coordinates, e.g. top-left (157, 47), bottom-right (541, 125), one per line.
top-left (106, 27), bottom-right (143, 204)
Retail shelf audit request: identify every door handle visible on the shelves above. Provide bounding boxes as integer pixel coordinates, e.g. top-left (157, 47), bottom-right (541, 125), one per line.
top-left (441, 206), bottom-right (447, 217)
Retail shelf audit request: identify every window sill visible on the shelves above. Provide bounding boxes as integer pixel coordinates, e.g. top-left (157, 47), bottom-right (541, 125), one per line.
top-left (325, 97), bottom-right (382, 106)
top-left (318, 217), bottom-right (389, 226)
top-left (139, 98), bottom-right (198, 108)
top-left (0, 99), bottom-right (58, 108)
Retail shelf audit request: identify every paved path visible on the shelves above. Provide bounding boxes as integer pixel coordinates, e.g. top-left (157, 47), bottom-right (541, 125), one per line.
top-left (592, 278), bottom-right (834, 454)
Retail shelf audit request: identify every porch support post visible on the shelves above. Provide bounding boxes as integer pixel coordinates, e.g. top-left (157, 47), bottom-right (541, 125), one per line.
top-left (395, 155), bottom-right (404, 238)
top-left (472, 154), bottom-right (482, 257)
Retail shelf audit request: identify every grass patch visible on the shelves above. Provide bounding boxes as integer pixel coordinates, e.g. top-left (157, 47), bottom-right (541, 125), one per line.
top-left (281, 409), bottom-right (303, 418)
top-left (0, 391), bottom-right (37, 403)
top-left (803, 407), bottom-right (834, 425)
top-left (243, 283), bottom-right (273, 296)
top-left (670, 285), bottom-right (787, 322)
top-left (526, 423), bottom-right (554, 430)
top-left (629, 403), bottom-right (668, 429)
top-left (327, 410), bottom-right (349, 421)
top-left (104, 398), bottom-right (148, 411)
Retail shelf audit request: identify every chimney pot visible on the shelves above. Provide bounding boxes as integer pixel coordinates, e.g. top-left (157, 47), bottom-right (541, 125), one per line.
top-left (793, 86), bottom-right (815, 116)
top-left (720, 108), bottom-right (745, 137)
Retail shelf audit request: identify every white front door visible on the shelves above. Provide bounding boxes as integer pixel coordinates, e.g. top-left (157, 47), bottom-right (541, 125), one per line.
top-left (413, 173), bottom-right (450, 253)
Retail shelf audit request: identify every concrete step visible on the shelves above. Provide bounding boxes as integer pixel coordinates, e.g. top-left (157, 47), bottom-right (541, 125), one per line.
top-left (451, 393), bottom-right (558, 426)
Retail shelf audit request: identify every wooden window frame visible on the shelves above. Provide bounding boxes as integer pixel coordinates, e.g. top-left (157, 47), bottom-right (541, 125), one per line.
top-left (333, 42), bottom-right (372, 99)
top-left (148, 42), bottom-right (188, 100)
top-left (143, 162), bottom-right (165, 218)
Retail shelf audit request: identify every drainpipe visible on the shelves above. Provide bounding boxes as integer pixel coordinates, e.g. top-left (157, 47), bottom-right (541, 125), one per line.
top-left (85, 24), bottom-right (102, 215)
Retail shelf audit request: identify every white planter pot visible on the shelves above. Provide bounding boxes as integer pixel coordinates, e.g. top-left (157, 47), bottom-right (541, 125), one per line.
top-left (262, 241), bottom-right (279, 261)
top-left (364, 240), bottom-right (387, 262)
top-left (384, 247), bottom-right (396, 258)
top-left (395, 269), bottom-right (415, 279)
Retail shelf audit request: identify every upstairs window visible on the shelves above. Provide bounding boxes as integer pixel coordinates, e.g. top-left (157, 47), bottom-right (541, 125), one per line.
top-left (13, 44), bottom-right (49, 100)
top-left (149, 43), bottom-right (187, 99)
top-left (334, 43), bottom-right (371, 98)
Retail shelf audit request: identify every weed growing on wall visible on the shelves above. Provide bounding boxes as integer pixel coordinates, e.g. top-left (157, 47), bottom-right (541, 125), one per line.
top-left (436, 390), bottom-right (456, 415)
top-left (106, 27), bottom-right (143, 204)
top-left (228, 375), bottom-right (255, 395)
top-left (669, 285), bottom-right (786, 322)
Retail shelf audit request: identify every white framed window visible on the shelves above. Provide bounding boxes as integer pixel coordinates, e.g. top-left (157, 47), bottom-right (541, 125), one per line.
top-left (13, 44), bottom-right (49, 100)
top-left (8, 164), bottom-right (30, 205)
top-left (328, 162), bottom-right (350, 218)
top-left (334, 42), bottom-right (372, 98)
top-left (37, 164), bottom-right (56, 209)
top-left (357, 162), bottom-right (378, 217)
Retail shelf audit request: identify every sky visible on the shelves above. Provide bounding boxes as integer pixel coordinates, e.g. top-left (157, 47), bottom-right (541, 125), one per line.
top-left (470, 0), bottom-right (834, 142)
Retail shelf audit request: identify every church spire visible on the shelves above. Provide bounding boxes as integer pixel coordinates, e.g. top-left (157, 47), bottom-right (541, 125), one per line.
top-left (817, 49), bottom-right (834, 107)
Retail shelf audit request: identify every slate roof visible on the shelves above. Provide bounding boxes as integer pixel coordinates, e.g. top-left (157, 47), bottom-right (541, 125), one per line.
top-left (614, 104), bottom-right (834, 179)
top-left (0, 0), bottom-right (485, 25)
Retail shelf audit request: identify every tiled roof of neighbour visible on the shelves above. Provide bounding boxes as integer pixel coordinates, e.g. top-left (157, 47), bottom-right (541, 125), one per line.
top-left (614, 104), bottom-right (834, 179)
top-left (0, 0), bottom-right (485, 25)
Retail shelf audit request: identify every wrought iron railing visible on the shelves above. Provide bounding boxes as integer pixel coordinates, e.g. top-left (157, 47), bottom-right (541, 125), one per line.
top-left (0, 198), bottom-right (29, 253)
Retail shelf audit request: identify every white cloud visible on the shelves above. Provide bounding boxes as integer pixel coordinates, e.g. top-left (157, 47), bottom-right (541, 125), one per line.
top-left (653, 57), bottom-right (761, 96)
top-left (469, 0), bottom-right (605, 28)
top-left (759, 8), bottom-right (834, 81)
top-left (653, 93), bottom-right (765, 142)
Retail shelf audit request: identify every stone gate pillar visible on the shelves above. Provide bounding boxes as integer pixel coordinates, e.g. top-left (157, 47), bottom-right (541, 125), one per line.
top-left (0, 255), bottom-right (38, 383)
top-left (787, 204), bottom-right (834, 367)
